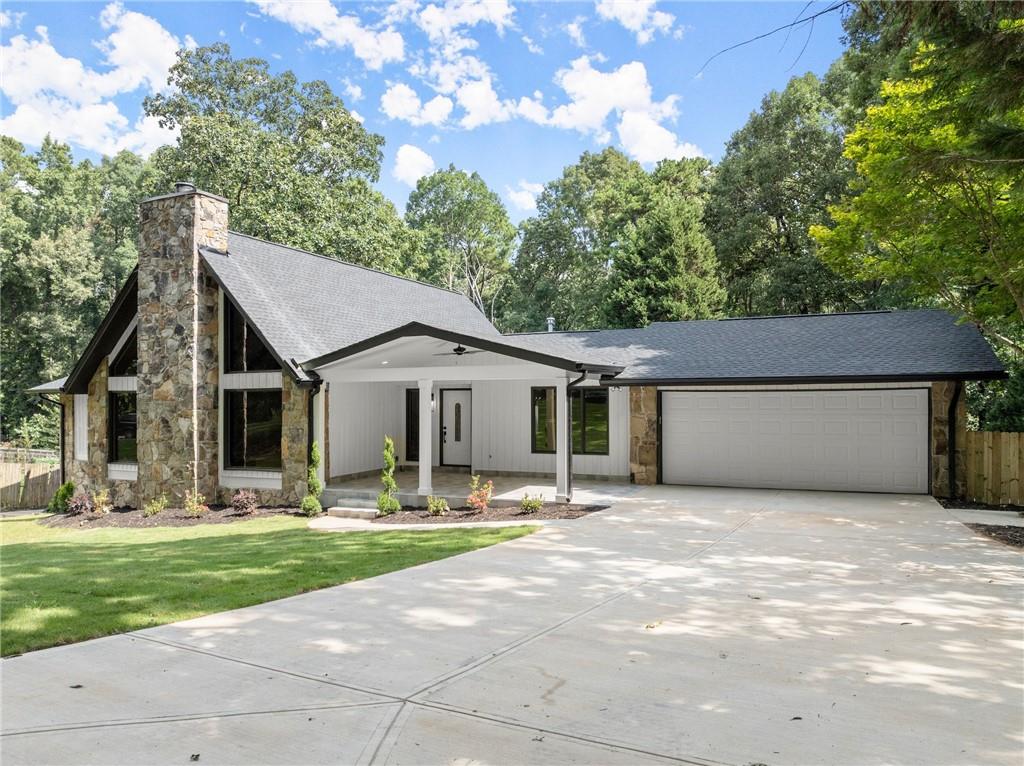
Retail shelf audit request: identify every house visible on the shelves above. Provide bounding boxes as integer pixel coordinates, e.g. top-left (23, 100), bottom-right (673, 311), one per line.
top-left (28, 184), bottom-right (1006, 508)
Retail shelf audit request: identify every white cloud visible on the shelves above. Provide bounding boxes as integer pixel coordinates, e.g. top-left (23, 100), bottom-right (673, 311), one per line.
top-left (0, 5), bottom-right (181, 156)
top-left (416, 0), bottom-right (514, 42)
top-left (343, 78), bottom-right (364, 101)
top-left (616, 111), bottom-right (703, 163)
top-left (595, 0), bottom-right (674, 45)
top-left (350, 109), bottom-right (365, 123)
top-left (565, 17), bottom-right (586, 47)
top-left (522, 35), bottom-right (542, 55)
top-left (456, 76), bottom-right (513, 128)
top-left (506, 179), bottom-right (544, 212)
top-left (0, 10), bottom-right (26, 29)
top-left (249, 0), bottom-right (404, 70)
top-left (380, 82), bottom-right (453, 126)
top-left (393, 143), bottom-right (436, 186)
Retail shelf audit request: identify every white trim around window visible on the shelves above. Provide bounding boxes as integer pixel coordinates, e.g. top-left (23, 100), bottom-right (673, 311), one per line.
top-left (220, 469), bottom-right (283, 490)
top-left (108, 463), bottom-right (138, 481)
top-left (108, 376), bottom-right (137, 392)
top-left (108, 315), bottom-right (138, 365)
top-left (73, 394), bottom-right (88, 461)
top-left (221, 371), bottom-right (283, 390)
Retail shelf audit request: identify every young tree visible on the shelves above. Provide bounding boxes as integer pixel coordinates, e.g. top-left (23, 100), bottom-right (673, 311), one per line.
top-left (404, 166), bottom-right (514, 316)
top-left (145, 44), bottom-right (413, 274)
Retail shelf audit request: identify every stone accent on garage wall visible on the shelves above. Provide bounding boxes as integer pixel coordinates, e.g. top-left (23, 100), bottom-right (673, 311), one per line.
top-left (629, 386), bottom-right (658, 484)
top-left (136, 187), bottom-right (226, 506)
top-left (931, 381), bottom-right (967, 498)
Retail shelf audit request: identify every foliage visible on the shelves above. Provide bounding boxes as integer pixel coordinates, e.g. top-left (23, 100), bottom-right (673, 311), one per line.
top-left (142, 494), bottom-right (169, 518)
top-left (307, 441), bottom-right (323, 500)
top-left (406, 166), bottom-right (515, 317)
top-left (47, 482), bottom-right (75, 515)
top-left (377, 435), bottom-right (400, 516)
top-left (0, 513), bottom-right (534, 656)
top-left (300, 494), bottom-right (322, 517)
top-left (66, 493), bottom-right (93, 516)
top-left (145, 44), bottom-right (414, 274)
top-left (519, 494), bottom-right (544, 513)
top-left (184, 490), bottom-right (209, 518)
top-left (230, 489), bottom-right (257, 516)
top-left (968, 359), bottom-right (1024, 433)
top-left (467, 475), bottom-right (494, 512)
top-left (426, 495), bottom-right (450, 516)
top-left (91, 489), bottom-right (112, 515)
top-left (12, 412), bottom-right (60, 451)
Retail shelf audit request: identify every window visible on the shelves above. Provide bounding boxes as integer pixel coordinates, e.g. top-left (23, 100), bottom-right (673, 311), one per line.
top-left (225, 300), bottom-right (277, 373)
top-left (454, 402), bottom-right (463, 442)
top-left (108, 393), bottom-right (137, 463)
top-left (109, 328), bottom-right (137, 376)
top-left (531, 387), bottom-right (557, 453)
top-left (225, 390), bottom-right (282, 469)
top-left (531, 387), bottom-right (610, 455)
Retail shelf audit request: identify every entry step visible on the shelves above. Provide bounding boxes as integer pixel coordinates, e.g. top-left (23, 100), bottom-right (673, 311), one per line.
top-left (326, 507), bottom-right (378, 520)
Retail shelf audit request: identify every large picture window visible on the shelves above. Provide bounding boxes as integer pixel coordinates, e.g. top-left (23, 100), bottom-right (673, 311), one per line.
top-left (225, 300), bottom-right (278, 373)
top-left (225, 390), bottom-right (283, 469)
top-left (108, 392), bottom-right (137, 463)
top-left (530, 387), bottom-right (610, 456)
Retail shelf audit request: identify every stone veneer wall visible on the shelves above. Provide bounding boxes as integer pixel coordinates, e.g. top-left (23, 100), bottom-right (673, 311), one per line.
top-left (931, 380), bottom-right (967, 498)
top-left (136, 190), bottom-right (226, 506)
top-left (60, 361), bottom-right (136, 507)
top-left (629, 386), bottom-right (659, 485)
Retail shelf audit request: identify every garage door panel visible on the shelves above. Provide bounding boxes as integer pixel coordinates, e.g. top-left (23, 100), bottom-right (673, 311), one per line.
top-left (662, 388), bottom-right (929, 493)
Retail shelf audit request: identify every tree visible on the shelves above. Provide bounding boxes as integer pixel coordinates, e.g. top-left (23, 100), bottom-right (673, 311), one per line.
top-left (605, 159), bottom-right (724, 326)
top-left (145, 44), bottom-right (414, 273)
top-left (404, 166), bottom-right (514, 316)
top-left (706, 73), bottom-right (885, 316)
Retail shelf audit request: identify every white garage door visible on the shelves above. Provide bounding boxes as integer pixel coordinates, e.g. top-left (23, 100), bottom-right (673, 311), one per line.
top-left (661, 389), bottom-right (929, 493)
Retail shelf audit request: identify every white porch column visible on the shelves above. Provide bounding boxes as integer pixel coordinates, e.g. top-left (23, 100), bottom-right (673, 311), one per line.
top-left (555, 376), bottom-right (570, 502)
top-left (418, 379), bottom-right (433, 496)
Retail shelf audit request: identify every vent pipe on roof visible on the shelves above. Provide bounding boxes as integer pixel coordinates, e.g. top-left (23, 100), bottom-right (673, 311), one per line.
top-left (546, 316), bottom-right (556, 332)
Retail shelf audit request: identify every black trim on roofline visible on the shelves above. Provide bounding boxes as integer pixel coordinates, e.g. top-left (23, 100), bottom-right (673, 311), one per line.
top-left (64, 269), bottom-right (139, 394)
top-left (603, 371), bottom-right (1008, 387)
top-left (300, 322), bottom-right (625, 375)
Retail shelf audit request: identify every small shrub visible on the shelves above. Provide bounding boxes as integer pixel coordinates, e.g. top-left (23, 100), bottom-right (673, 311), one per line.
top-left (184, 490), bottom-right (209, 518)
top-left (376, 491), bottom-right (401, 516)
top-left (467, 475), bottom-right (494, 512)
top-left (519, 493), bottom-right (544, 513)
top-left (307, 441), bottom-right (323, 499)
top-left (231, 489), bottom-right (258, 515)
top-left (67, 492), bottom-right (93, 516)
top-left (92, 489), bottom-right (113, 515)
top-left (142, 494), bottom-right (168, 517)
top-left (427, 495), bottom-right (450, 516)
top-left (300, 494), bottom-right (322, 517)
top-left (47, 481), bottom-right (75, 514)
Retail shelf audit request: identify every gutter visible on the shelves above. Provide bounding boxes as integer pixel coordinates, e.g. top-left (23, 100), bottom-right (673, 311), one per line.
top-left (565, 371), bottom-right (589, 500)
top-left (948, 380), bottom-right (964, 499)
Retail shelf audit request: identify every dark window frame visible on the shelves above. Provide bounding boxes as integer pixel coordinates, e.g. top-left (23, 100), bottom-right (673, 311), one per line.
top-left (223, 388), bottom-right (284, 471)
top-left (108, 391), bottom-right (138, 464)
top-left (530, 386), bottom-right (610, 456)
top-left (109, 328), bottom-right (138, 376)
top-left (224, 298), bottom-right (279, 374)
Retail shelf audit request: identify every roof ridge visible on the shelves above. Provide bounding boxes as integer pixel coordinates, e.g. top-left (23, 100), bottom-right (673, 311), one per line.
top-left (225, 230), bottom-right (468, 299)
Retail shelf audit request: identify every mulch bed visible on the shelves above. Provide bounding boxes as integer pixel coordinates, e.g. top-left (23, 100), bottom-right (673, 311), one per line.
top-left (966, 524), bottom-right (1024, 549)
top-left (937, 498), bottom-right (1024, 514)
top-left (372, 503), bottom-right (607, 524)
top-left (40, 505), bottom-right (299, 529)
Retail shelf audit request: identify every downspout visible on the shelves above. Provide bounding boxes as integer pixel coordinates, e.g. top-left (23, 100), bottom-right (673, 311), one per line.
top-left (306, 380), bottom-right (321, 463)
top-left (38, 394), bottom-right (64, 485)
top-left (566, 370), bottom-right (587, 499)
top-left (947, 380), bottom-right (964, 499)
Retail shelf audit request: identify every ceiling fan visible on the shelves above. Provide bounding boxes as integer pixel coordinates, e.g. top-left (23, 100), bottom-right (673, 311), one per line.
top-left (433, 344), bottom-right (486, 357)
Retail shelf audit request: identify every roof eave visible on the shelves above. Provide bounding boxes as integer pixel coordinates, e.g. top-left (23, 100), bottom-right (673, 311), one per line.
top-left (64, 269), bottom-right (139, 394)
top-left (604, 370), bottom-right (1009, 386)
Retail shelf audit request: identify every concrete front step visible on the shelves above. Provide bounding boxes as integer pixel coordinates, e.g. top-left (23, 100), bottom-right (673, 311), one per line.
top-left (326, 507), bottom-right (378, 520)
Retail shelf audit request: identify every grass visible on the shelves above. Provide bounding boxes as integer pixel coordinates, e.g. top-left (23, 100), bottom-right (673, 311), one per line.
top-left (0, 514), bottom-right (534, 657)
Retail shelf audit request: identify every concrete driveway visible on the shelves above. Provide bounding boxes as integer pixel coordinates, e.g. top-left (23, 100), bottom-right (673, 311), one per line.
top-left (3, 487), bottom-right (1022, 765)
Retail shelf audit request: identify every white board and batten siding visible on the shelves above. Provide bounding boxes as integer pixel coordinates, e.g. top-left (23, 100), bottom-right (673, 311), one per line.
top-left (660, 387), bottom-right (929, 494)
top-left (471, 381), bottom-right (630, 479)
top-left (73, 394), bottom-right (89, 461)
top-left (328, 382), bottom-right (405, 476)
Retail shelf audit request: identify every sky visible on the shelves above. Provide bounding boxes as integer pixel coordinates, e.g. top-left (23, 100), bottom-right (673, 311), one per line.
top-left (0, 1), bottom-right (848, 221)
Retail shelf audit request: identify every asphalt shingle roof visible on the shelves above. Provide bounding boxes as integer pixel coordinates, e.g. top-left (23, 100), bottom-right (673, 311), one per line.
top-left (511, 310), bottom-right (1005, 383)
top-left (201, 233), bottom-right (501, 380)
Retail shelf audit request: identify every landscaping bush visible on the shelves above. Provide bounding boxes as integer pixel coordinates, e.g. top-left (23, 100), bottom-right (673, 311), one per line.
top-left (92, 489), bottom-right (112, 515)
top-left (142, 494), bottom-right (168, 517)
top-left (300, 494), bottom-right (322, 517)
top-left (67, 492), bottom-right (93, 516)
top-left (231, 489), bottom-right (258, 515)
top-left (307, 441), bottom-right (323, 500)
top-left (467, 475), bottom-right (494, 512)
top-left (47, 481), bottom-right (75, 514)
top-left (184, 490), bottom-right (209, 517)
top-left (519, 493), bottom-right (543, 513)
top-left (377, 435), bottom-right (400, 516)
top-left (427, 495), bottom-right (450, 516)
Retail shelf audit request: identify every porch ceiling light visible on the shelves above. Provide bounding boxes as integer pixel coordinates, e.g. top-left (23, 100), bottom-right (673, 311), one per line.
top-left (381, 360), bottom-right (389, 365)
top-left (431, 392), bottom-right (436, 412)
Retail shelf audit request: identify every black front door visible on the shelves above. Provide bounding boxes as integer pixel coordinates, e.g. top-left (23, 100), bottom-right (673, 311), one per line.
top-left (405, 388), bottom-right (419, 462)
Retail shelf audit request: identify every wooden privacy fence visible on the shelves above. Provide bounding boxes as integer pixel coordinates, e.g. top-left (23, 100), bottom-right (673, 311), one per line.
top-left (0, 462), bottom-right (61, 511)
top-left (965, 432), bottom-right (1024, 506)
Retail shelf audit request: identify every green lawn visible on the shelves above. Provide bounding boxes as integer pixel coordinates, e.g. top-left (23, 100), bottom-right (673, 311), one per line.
top-left (0, 514), bottom-right (534, 656)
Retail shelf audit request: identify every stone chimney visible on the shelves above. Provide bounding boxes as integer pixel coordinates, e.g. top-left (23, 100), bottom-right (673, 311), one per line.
top-left (136, 184), bottom-right (228, 504)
